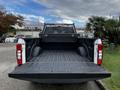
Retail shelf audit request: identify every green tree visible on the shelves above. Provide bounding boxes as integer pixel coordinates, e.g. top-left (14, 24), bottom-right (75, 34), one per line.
top-left (86, 16), bottom-right (120, 44)
top-left (104, 19), bottom-right (119, 43)
top-left (104, 19), bottom-right (119, 31)
top-left (86, 16), bottom-right (106, 38)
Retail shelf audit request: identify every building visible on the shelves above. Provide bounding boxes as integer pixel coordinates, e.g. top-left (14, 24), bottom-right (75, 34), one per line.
top-left (14, 22), bottom-right (44, 38)
top-left (24, 23), bottom-right (44, 30)
top-left (13, 22), bottom-right (44, 31)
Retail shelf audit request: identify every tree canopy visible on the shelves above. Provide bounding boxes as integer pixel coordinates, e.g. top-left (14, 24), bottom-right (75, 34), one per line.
top-left (0, 6), bottom-right (24, 36)
top-left (86, 16), bottom-right (120, 43)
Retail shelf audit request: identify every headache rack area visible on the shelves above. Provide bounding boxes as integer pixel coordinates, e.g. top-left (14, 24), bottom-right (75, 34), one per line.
top-left (9, 50), bottom-right (111, 84)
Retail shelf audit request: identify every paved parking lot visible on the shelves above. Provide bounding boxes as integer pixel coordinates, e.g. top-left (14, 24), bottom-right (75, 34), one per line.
top-left (0, 43), bottom-right (101, 90)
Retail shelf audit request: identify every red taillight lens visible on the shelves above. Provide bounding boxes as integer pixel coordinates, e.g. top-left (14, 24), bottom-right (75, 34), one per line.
top-left (16, 44), bottom-right (22, 65)
top-left (97, 44), bottom-right (103, 65)
top-left (98, 44), bottom-right (103, 50)
top-left (98, 59), bottom-right (102, 65)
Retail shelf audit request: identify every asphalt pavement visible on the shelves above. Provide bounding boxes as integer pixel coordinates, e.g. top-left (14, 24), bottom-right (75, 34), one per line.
top-left (0, 43), bottom-right (101, 90)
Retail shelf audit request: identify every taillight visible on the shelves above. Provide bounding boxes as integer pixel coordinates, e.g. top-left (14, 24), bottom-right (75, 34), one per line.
top-left (97, 44), bottom-right (103, 65)
top-left (16, 44), bottom-right (22, 65)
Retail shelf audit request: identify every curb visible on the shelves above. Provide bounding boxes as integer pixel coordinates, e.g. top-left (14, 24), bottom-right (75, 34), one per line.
top-left (0, 43), bottom-right (16, 47)
top-left (95, 80), bottom-right (108, 90)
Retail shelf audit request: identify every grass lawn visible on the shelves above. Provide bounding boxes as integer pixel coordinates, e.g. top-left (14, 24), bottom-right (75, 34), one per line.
top-left (102, 46), bottom-right (120, 90)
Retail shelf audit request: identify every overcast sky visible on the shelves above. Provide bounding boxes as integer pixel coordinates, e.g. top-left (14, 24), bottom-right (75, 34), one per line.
top-left (0, 0), bottom-right (120, 27)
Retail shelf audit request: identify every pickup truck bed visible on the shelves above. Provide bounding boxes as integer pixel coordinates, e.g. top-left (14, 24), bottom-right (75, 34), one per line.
top-left (9, 50), bottom-right (110, 83)
top-left (31, 50), bottom-right (89, 62)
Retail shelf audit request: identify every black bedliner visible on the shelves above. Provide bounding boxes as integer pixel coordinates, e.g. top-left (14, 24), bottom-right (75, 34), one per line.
top-left (9, 50), bottom-right (111, 83)
top-left (30, 50), bottom-right (89, 62)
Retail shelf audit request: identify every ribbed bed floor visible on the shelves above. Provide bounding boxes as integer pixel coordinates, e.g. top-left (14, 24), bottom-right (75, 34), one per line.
top-left (30, 50), bottom-right (89, 63)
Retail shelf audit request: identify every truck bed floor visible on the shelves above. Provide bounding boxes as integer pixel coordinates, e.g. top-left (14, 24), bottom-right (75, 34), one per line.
top-left (10, 50), bottom-right (109, 73)
top-left (30, 50), bottom-right (89, 63)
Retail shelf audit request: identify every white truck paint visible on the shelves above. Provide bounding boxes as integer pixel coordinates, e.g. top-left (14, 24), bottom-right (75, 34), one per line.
top-left (94, 39), bottom-right (102, 64)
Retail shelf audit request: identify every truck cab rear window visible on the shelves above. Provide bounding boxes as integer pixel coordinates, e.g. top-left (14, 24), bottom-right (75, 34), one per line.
top-left (44, 27), bottom-right (74, 34)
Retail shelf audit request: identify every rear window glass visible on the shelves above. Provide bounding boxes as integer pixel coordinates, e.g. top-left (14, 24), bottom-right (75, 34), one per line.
top-left (44, 26), bottom-right (75, 34)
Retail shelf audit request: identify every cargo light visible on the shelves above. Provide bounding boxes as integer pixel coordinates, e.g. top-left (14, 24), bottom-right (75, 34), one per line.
top-left (16, 44), bottom-right (22, 65)
top-left (97, 44), bottom-right (103, 65)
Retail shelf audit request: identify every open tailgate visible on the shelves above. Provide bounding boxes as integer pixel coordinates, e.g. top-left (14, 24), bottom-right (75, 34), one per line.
top-left (9, 62), bottom-right (111, 83)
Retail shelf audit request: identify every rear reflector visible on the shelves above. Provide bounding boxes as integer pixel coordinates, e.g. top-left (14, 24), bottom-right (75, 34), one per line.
top-left (98, 59), bottom-right (102, 65)
top-left (97, 44), bottom-right (103, 65)
top-left (16, 44), bottom-right (22, 65)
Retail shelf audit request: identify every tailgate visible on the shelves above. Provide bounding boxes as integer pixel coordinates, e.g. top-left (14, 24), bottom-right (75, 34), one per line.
top-left (9, 62), bottom-right (111, 83)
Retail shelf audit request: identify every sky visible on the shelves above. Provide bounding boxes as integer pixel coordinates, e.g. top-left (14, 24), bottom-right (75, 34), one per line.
top-left (0, 0), bottom-right (120, 27)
